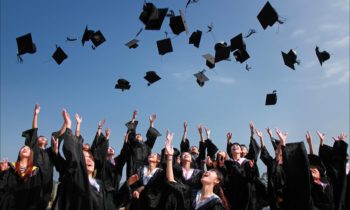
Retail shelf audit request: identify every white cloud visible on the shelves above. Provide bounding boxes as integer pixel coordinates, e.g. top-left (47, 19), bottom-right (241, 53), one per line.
top-left (319, 24), bottom-right (343, 32)
top-left (171, 72), bottom-right (192, 81)
top-left (327, 35), bottom-right (350, 48)
top-left (303, 61), bottom-right (318, 69)
top-left (290, 29), bottom-right (305, 39)
top-left (211, 76), bottom-right (236, 85)
top-left (331, 0), bottom-right (350, 11)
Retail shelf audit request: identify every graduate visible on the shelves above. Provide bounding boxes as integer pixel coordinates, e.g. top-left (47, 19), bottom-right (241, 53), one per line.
top-left (257, 128), bottom-right (286, 210)
top-left (123, 110), bottom-right (162, 178)
top-left (164, 130), bottom-right (229, 210)
top-left (21, 104), bottom-right (55, 210)
top-left (0, 145), bottom-right (43, 210)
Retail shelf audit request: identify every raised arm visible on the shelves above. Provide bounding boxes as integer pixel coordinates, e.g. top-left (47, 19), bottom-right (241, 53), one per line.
top-left (182, 121), bottom-right (188, 143)
top-left (316, 131), bottom-right (325, 147)
top-left (305, 131), bottom-right (314, 155)
top-left (165, 130), bottom-right (175, 182)
top-left (145, 114), bottom-right (161, 149)
top-left (249, 122), bottom-right (255, 138)
top-left (74, 113), bottom-right (83, 137)
top-left (198, 124), bottom-right (204, 143)
top-left (32, 103), bottom-right (40, 129)
top-left (256, 129), bottom-right (264, 148)
top-left (226, 132), bottom-right (233, 157)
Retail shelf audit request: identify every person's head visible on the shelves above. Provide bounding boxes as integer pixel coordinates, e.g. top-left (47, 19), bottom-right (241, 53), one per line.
top-left (107, 147), bottom-right (115, 157)
top-left (190, 146), bottom-right (199, 156)
top-left (37, 135), bottom-right (48, 148)
top-left (148, 153), bottom-right (161, 164)
top-left (135, 133), bottom-right (143, 142)
top-left (82, 148), bottom-right (95, 176)
top-left (240, 144), bottom-right (248, 157)
top-left (18, 145), bottom-right (33, 161)
top-left (230, 143), bottom-right (242, 157)
top-left (201, 169), bottom-right (223, 187)
top-left (83, 143), bottom-right (90, 151)
top-left (181, 152), bottom-right (192, 163)
top-left (216, 151), bottom-right (227, 165)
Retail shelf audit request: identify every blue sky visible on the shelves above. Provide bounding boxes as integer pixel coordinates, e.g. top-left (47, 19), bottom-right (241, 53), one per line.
top-left (1, 0), bottom-right (349, 175)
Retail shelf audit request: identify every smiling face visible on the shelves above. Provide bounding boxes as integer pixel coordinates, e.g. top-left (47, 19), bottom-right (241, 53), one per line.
top-left (107, 147), bottom-right (115, 156)
top-left (241, 146), bottom-right (248, 157)
top-left (83, 150), bottom-right (95, 175)
top-left (201, 169), bottom-right (220, 186)
top-left (148, 153), bottom-right (160, 164)
top-left (190, 146), bottom-right (199, 156)
top-left (181, 152), bottom-right (192, 163)
top-left (231, 143), bottom-right (242, 157)
top-left (37, 136), bottom-right (48, 148)
top-left (135, 133), bottom-right (143, 142)
top-left (19, 146), bottom-right (32, 159)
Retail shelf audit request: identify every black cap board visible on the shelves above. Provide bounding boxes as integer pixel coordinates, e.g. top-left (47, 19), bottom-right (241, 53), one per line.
top-left (189, 30), bottom-right (202, 48)
top-left (16, 33), bottom-right (37, 56)
top-left (125, 39), bottom-right (139, 49)
top-left (139, 3), bottom-right (169, 30)
top-left (144, 71), bottom-right (161, 86)
top-left (169, 10), bottom-right (189, 35)
top-left (115, 79), bottom-right (131, 91)
top-left (233, 49), bottom-right (250, 63)
top-left (90, 30), bottom-right (106, 48)
top-left (282, 49), bottom-right (298, 70)
top-left (203, 54), bottom-right (215, 69)
top-left (315, 46), bottom-right (330, 66)
top-left (214, 42), bottom-right (231, 63)
top-left (265, 90), bottom-right (277, 105)
top-left (157, 38), bottom-right (173, 55)
top-left (257, 1), bottom-right (280, 30)
top-left (230, 33), bottom-right (246, 52)
top-left (52, 46), bottom-right (68, 65)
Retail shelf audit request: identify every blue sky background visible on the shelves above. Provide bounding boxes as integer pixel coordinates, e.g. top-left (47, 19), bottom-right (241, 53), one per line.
top-left (1, 0), bottom-right (349, 177)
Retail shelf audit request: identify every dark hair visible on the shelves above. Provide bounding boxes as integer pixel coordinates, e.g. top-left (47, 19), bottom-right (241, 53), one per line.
top-left (211, 169), bottom-right (230, 210)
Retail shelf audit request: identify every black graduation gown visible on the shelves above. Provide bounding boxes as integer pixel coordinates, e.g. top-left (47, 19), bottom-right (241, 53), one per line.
top-left (0, 162), bottom-right (43, 210)
top-left (195, 197), bottom-right (226, 210)
top-left (174, 168), bottom-right (203, 210)
top-left (310, 177), bottom-right (334, 210)
top-left (345, 172), bottom-right (350, 210)
top-left (281, 142), bottom-right (313, 210)
top-left (90, 132), bottom-right (129, 209)
top-left (319, 141), bottom-right (348, 210)
top-left (224, 158), bottom-right (255, 210)
top-left (124, 121), bottom-right (161, 178)
top-left (129, 166), bottom-right (166, 210)
top-left (55, 128), bottom-right (108, 210)
top-left (22, 128), bottom-right (55, 210)
top-left (260, 146), bottom-right (286, 210)
top-left (180, 138), bottom-right (206, 170)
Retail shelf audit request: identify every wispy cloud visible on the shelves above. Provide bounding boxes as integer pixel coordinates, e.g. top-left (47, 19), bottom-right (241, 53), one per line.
top-left (171, 72), bottom-right (192, 81)
top-left (325, 35), bottom-right (350, 48)
top-left (331, 0), bottom-right (350, 11)
top-left (211, 76), bottom-right (236, 85)
top-left (290, 29), bottom-right (305, 39)
top-left (318, 24), bottom-right (343, 32)
top-left (303, 61), bottom-right (318, 69)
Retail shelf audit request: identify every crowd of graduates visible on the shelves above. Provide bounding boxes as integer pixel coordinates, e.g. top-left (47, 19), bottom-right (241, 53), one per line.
top-left (0, 104), bottom-right (349, 210)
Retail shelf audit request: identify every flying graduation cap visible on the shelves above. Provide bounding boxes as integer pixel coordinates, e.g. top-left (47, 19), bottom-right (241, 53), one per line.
top-left (52, 45), bottom-right (68, 65)
top-left (230, 33), bottom-right (250, 63)
top-left (16, 33), bottom-right (37, 62)
top-left (281, 49), bottom-right (299, 70)
top-left (203, 54), bottom-right (215, 69)
top-left (115, 79), bottom-right (131, 91)
top-left (125, 39), bottom-right (139, 49)
top-left (214, 42), bottom-right (231, 63)
top-left (265, 90), bottom-right (277, 105)
top-left (144, 71), bottom-right (161, 86)
top-left (169, 10), bottom-right (189, 35)
top-left (315, 46), bottom-right (330, 66)
top-left (139, 3), bottom-right (169, 30)
top-left (194, 70), bottom-right (209, 87)
top-left (81, 26), bottom-right (106, 49)
top-left (257, 1), bottom-right (284, 30)
top-left (189, 30), bottom-right (202, 48)
top-left (156, 38), bottom-right (173, 55)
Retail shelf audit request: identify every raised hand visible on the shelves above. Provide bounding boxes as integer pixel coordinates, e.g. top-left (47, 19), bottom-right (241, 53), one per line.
top-left (249, 122), bottom-right (255, 136)
top-left (98, 119), bottom-right (106, 129)
top-left (62, 109), bottom-right (71, 129)
top-left (205, 127), bottom-right (211, 139)
top-left (184, 121), bottom-right (188, 132)
top-left (332, 132), bottom-right (348, 142)
top-left (198, 124), bottom-right (203, 134)
top-left (132, 110), bottom-right (137, 120)
top-left (34, 103), bottom-right (40, 115)
top-left (165, 130), bottom-right (174, 156)
top-left (51, 136), bottom-right (59, 155)
top-left (266, 127), bottom-right (273, 138)
top-left (75, 113), bottom-right (83, 124)
top-left (227, 132), bottom-right (232, 143)
top-left (149, 114), bottom-right (156, 127)
top-left (275, 128), bottom-right (288, 145)
top-left (105, 127), bottom-right (111, 140)
top-left (255, 129), bottom-right (264, 147)
top-left (316, 131), bottom-right (326, 146)
top-left (306, 131), bottom-right (312, 145)
top-left (0, 158), bottom-right (9, 172)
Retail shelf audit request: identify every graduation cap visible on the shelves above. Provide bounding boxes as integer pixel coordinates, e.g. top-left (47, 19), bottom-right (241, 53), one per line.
top-left (189, 30), bottom-right (202, 48)
top-left (282, 49), bottom-right (299, 70)
top-left (194, 70), bottom-right (209, 87)
top-left (139, 3), bottom-right (168, 30)
top-left (52, 46), bottom-right (68, 65)
top-left (265, 90), bottom-right (277, 105)
top-left (115, 79), bottom-right (131, 91)
top-left (230, 33), bottom-right (246, 52)
top-left (233, 49), bottom-right (250, 63)
top-left (214, 42), bottom-right (231, 63)
top-left (81, 26), bottom-right (95, 46)
top-left (144, 71), bottom-right (161, 86)
top-left (315, 46), bottom-right (330, 66)
top-left (90, 30), bottom-right (106, 48)
top-left (257, 1), bottom-right (283, 30)
top-left (156, 38), bottom-right (173, 55)
top-left (169, 10), bottom-right (189, 35)
top-left (16, 33), bottom-right (37, 62)
top-left (203, 54), bottom-right (215, 69)
top-left (125, 39), bottom-right (139, 49)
